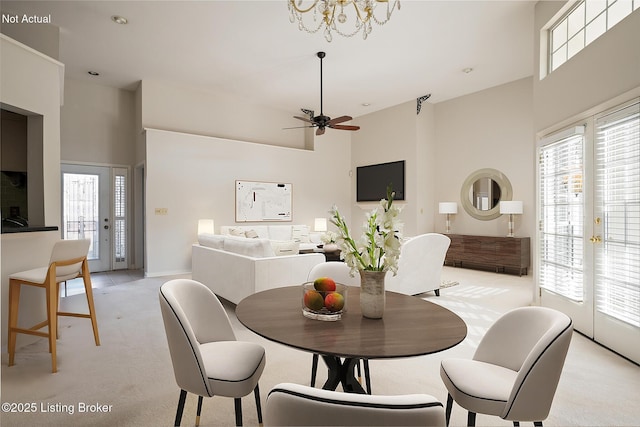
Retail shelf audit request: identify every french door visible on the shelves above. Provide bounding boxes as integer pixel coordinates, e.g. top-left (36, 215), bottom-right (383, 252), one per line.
top-left (538, 99), bottom-right (639, 364)
top-left (61, 164), bottom-right (128, 272)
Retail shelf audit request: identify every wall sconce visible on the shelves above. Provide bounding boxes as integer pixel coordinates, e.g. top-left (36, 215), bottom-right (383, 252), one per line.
top-left (198, 219), bottom-right (215, 235)
top-left (314, 218), bottom-right (328, 232)
top-left (439, 202), bottom-right (458, 234)
top-left (499, 201), bottom-right (523, 237)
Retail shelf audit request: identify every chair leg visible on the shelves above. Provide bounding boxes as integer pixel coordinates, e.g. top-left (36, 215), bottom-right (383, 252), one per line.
top-left (513, 422), bottom-right (520, 427)
top-left (445, 393), bottom-right (453, 427)
top-left (435, 289), bottom-right (440, 296)
top-left (7, 279), bottom-right (21, 367)
top-left (82, 261), bottom-right (100, 346)
top-left (46, 276), bottom-right (58, 373)
top-left (363, 359), bottom-right (372, 394)
top-left (467, 411), bottom-right (476, 427)
top-left (174, 389), bottom-right (187, 427)
top-left (234, 398), bottom-right (243, 426)
top-left (254, 384), bottom-right (263, 425)
top-left (196, 395), bottom-right (203, 427)
top-left (55, 281), bottom-right (62, 339)
top-left (311, 353), bottom-right (319, 387)
top-left (534, 422), bottom-right (543, 427)
top-left (356, 359), bottom-right (362, 383)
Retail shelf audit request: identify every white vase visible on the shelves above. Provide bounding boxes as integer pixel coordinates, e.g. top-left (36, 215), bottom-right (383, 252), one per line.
top-left (359, 270), bottom-right (386, 319)
top-left (323, 243), bottom-right (339, 252)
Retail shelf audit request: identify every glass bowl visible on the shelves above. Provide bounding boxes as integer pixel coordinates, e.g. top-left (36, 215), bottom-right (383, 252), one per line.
top-left (301, 282), bottom-right (347, 321)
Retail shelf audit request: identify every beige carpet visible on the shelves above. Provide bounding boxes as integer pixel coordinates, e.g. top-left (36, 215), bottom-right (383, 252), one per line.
top-left (2, 267), bottom-right (639, 426)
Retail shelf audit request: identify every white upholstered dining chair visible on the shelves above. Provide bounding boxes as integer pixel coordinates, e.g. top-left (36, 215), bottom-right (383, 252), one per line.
top-left (306, 262), bottom-right (372, 393)
top-left (385, 233), bottom-right (451, 296)
top-left (440, 306), bottom-right (573, 427)
top-left (159, 279), bottom-right (265, 426)
top-left (264, 382), bottom-right (446, 426)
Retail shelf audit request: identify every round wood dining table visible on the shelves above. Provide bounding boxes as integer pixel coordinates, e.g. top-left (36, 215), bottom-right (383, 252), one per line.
top-left (236, 286), bottom-right (467, 394)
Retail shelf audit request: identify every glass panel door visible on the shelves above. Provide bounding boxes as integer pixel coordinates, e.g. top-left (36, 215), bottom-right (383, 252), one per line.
top-left (62, 164), bottom-right (110, 271)
top-left (538, 99), bottom-right (640, 364)
top-left (593, 102), bottom-right (640, 363)
top-left (538, 127), bottom-right (593, 335)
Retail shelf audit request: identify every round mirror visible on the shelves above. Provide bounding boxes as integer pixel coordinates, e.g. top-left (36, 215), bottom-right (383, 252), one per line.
top-left (460, 169), bottom-right (512, 220)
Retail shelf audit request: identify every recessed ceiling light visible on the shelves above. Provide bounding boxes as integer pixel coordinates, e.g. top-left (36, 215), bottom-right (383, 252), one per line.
top-left (361, 103), bottom-right (371, 107)
top-left (88, 71), bottom-right (100, 76)
top-left (462, 67), bottom-right (474, 74)
top-left (111, 15), bottom-right (128, 25)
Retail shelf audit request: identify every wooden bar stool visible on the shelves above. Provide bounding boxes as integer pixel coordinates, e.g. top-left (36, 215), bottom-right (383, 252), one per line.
top-left (8, 239), bottom-right (100, 373)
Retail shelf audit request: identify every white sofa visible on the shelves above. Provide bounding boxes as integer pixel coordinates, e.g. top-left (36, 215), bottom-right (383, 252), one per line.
top-left (192, 225), bottom-right (325, 304)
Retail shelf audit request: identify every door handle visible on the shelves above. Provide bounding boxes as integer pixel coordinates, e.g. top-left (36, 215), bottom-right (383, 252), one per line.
top-left (589, 235), bottom-right (602, 243)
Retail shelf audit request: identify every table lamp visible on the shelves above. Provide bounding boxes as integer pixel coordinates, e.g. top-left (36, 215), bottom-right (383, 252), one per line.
top-left (499, 201), bottom-right (523, 237)
top-left (197, 219), bottom-right (215, 235)
top-left (439, 202), bottom-right (458, 234)
top-left (314, 218), bottom-right (328, 232)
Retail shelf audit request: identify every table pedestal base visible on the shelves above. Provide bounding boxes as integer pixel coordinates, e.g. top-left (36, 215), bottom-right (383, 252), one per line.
top-left (321, 355), bottom-right (369, 394)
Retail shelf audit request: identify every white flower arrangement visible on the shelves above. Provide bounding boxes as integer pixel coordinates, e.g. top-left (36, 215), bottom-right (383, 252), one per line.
top-left (329, 187), bottom-right (403, 276)
top-left (320, 230), bottom-right (338, 245)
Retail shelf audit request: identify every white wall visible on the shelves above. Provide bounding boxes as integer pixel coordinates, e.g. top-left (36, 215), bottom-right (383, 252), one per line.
top-left (61, 79), bottom-right (136, 166)
top-left (140, 79), bottom-right (308, 149)
top-left (144, 128), bottom-right (351, 277)
top-left (1, 35), bottom-right (64, 351)
top-left (434, 77), bottom-right (535, 239)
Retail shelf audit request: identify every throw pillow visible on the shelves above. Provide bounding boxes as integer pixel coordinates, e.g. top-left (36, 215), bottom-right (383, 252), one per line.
top-left (228, 227), bottom-right (247, 237)
top-left (270, 240), bottom-right (300, 256)
top-left (245, 229), bottom-right (259, 239)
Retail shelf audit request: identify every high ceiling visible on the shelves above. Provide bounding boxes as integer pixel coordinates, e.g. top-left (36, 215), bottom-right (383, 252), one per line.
top-left (2, 1), bottom-right (535, 118)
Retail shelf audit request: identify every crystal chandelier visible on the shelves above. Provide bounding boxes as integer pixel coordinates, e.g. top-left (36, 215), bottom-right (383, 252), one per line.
top-left (288, 0), bottom-right (400, 42)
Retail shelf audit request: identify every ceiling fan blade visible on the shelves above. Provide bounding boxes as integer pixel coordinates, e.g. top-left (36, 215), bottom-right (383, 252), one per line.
top-left (283, 125), bottom-right (315, 130)
top-left (293, 115), bottom-right (314, 124)
top-left (331, 124), bottom-right (360, 131)
top-left (327, 115), bottom-right (353, 126)
top-left (316, 127), bottom-right (326, 136)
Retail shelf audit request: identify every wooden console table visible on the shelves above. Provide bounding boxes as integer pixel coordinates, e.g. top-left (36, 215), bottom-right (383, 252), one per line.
top-left (444, 234), bottom-right (530, 276)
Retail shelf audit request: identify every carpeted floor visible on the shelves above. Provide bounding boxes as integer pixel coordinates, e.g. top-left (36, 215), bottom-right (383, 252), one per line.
top-left (1, 267), bottom-right (639, 426)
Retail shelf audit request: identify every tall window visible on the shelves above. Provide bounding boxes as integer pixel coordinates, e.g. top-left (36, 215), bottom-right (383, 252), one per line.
top-left (114, 172), bottom-right (126, 264)
top-left (549, 0), bottom-right (639, 73)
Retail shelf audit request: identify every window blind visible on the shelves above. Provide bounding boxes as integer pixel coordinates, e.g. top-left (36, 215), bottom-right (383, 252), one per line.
top-left (594, 102), bottom-right (640, 327)
top-left (539, 128), bottom-right (585, 301)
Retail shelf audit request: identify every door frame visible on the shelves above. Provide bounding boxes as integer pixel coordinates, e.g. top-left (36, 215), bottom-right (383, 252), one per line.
top-left (61, 162), bottom-right (131, 272)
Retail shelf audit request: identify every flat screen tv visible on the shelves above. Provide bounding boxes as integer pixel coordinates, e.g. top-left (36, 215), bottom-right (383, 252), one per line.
top-left (356, 160), bottom-right (405, 202)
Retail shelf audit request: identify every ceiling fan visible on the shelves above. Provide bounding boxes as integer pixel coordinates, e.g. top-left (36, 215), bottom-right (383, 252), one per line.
top-left (290, 52), bottom-right (360, 136)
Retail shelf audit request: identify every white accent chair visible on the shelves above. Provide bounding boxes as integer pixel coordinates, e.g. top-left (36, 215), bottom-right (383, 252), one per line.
top-left (7, 239), bottom-right (99, 373)
top-left (306, 262), bottom-right (371, 393)
top-left (159, 279), bottom-right (265, 426)
top-left (264, 382), bottom-right (446, 426)
top-left (385, 233), bottom-right (451, 296)
top-left (440, 306), bottom-right (573, 427)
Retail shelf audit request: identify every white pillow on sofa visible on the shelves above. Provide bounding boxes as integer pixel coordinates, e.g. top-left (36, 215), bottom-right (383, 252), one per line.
top-left (292, 225), bottom-right (310, 243)
top-left (270, 240), bottom-right (300, 256)
top-left (268, 225), bottom-right (293, 241)
top-left (198, 233), bottom-right (225, 249)
top-left (224, 235), bottom-right (275, 257)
